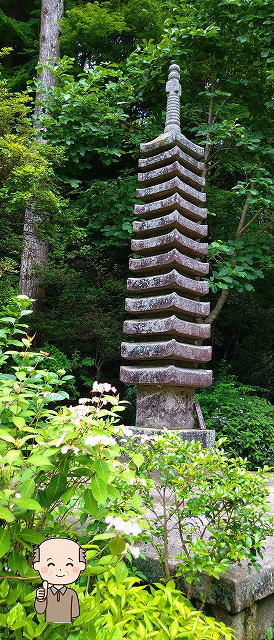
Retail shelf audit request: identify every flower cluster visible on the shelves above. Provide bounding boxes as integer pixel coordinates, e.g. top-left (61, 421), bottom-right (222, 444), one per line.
top-left (105, 515), bottom-right (142, 536)
top-left (92, 381), bottom-right (117, 394)
top-left (85, 434), bottom-right (116, 447)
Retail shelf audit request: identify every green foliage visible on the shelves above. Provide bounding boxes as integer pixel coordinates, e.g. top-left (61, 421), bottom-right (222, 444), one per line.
top-left (197, 374), bottom-right (274, 469)
top-left (123, 432), bottom-right (274, 600)
top-left (0, 298), bottom-right (235, 639)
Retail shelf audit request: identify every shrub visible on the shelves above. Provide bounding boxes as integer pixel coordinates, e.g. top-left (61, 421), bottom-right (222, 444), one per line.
top-left (123, 431), bottom-right (274, 602)
top-left (197, 374), bottom-right (274, 469)
top-left (0, 296), bottom-right (234, 639)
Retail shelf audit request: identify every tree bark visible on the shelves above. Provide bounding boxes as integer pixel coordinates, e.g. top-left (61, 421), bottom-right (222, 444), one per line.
top-left (19, 0), bottom-right (64, 304)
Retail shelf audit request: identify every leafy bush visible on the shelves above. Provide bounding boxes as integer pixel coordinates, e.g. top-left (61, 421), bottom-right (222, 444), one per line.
top-left (197, 374), bottom-right (274, 469)
top-left (0, 296), bottom-right (234, 639)
top-left (123, 431), bottom-right (274, 602)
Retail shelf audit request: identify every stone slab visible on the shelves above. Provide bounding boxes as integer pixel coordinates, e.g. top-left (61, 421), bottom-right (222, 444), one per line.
top-left (133, 210), bottom-right (208, 239)
top-left (136, 176), bottom-right (206, 207)
top-left (123, 315), bottom-right (211, 339)
top-left (127, 270), bottom-right (209, 296)
top-left (131, 228), bottom-right (208, 257)
top-left (138, 145), bottom-right (204, 175)
top-left (129, 424), bottom-right (216, 446)
top-left (125, 291), bottom-right (210, 317)
top-left (129, 248), bottom-right (209, 277)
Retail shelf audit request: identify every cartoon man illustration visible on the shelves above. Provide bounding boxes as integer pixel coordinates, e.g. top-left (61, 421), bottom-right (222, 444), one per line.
top-left (32, 537), bottom-right (86, 623)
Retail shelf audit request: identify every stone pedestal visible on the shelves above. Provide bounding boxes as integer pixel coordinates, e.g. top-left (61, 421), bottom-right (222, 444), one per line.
top-left (136, 384), bottom-right (195, 429)
top-left (129, 425), bottom-right (215, 448)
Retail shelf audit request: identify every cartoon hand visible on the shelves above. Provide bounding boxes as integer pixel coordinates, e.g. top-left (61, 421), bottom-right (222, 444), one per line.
top-left (36, 580), bottom-right (48, 601)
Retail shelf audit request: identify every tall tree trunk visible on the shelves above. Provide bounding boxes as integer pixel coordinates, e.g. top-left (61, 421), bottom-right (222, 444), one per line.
top-left (19, 0), bottom-right (64, 304)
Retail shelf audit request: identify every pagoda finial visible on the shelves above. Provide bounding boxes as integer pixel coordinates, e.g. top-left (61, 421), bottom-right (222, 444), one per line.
top-left (164, 63), bottom-right (181, 133)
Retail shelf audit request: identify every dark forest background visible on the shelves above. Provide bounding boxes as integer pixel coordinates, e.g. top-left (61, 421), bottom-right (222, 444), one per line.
top-left (0, 0), bottom-right (273, 435)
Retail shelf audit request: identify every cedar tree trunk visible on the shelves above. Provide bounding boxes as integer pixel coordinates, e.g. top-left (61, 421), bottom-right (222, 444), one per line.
top-left (19, 0), bottom-right (64, 304)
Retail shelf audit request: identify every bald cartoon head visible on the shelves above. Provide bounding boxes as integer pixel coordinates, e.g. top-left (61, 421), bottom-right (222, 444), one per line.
top-left (33, 538), bottom-right (86, 586)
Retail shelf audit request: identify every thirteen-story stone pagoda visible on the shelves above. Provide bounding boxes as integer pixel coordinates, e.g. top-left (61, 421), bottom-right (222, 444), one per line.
top-left (120, 64), bottom-right (213, 433)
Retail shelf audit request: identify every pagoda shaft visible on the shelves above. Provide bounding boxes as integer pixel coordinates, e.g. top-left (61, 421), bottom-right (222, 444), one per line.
top-left (120, 64), bottom-right (212, 430)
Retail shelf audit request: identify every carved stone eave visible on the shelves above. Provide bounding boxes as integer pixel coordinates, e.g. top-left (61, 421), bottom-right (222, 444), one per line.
top-left (136, 177), bottom-right (206, 207)
top-left (138, 145), bottom-right (204, 174)
top-left (133, 211), bottom-right (208, 239)
top-left (140, 130), bottom-right (204, 160)
top-left (121, 339), bottom-right (212, 362)
top-left (123, 315), bottom-right (211, 339)
top-left (125, 291), bottom-right (210, 317)
top-left (135, 194), bottom-right (207, 221)
top-left (127, 270), bottom-right (209, 296)
top-left (138, 161), bottom-right (205, 190)
top-left (129, 249), bottom-right (209, 277)
top-left (131, 229), bottom-right (208, 257)
top-left (120, 365), bottom-right (213, 387)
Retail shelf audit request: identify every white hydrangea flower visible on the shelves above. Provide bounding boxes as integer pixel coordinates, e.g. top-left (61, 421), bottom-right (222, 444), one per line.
top-left (122, 427), bottom-right (133, 437)
top-left (55, 433), bottom-right (66, 447)
top-left (105, 516), bottom-right (142, 536)
top-left (79, 398), bottom-right (92, 404)
top-left (111, 386), bottom-right (117, 393)
top-left (103, 383), bottom-right (112, 392)
top-left (85, 435), bottom-right (116, 447)
top-left (14, 492), bottom-right (21, 498)
top-left (130, 546), bottom-right (140, 559)
top-left (61, 445), bottom-right (70, 454)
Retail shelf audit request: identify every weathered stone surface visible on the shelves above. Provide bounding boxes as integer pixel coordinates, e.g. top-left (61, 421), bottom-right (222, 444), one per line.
top-left (125, 291), bottom-right (210, 317)
top-left (127, 270), bottom-right (209, 296)
top-left (121, 339), bottom-right (212, 362)
top-left (136, 176), bottom-right (206, 207)
top-left (140, 129), bottom-right (204, 160)
top-left (129, 248), bottom-right (209, 277)
top-left (133, 210), bottom-right (208, 239)
top-left (120, 365), bottom-right (213, 387)
top-left (138, 161), bottom-right (205, 191)
top-left (138, 145), bottom-right (204, 176)
top-left (135, 193), bottom-right (207, 221)
top-left (164, 64), bottom-right (181, 133)
top-left (210, 596), bottom-right (274, 640)
top-left (131, 229), bottom-right (208, 257)
top-left (124, 425), bottom-right (216, 447)
top-left (123, 315), bottom-right (211, 339)
top-left (120, 63), bottom-right (212, 422)
top-left (136, 385), bottom-right (195, 429)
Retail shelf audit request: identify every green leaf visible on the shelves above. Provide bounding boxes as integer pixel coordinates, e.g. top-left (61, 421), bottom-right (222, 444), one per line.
top-left (19, 477), bottom-right (35, 498)
top-left (7, 602), bottom-right (26, 628)
top-left (0, 530), bottom-right (11, 558)
top-left (0, 506), bottom-right (15, 522)
top-left (91, 477), bottom-right (107, 504)
top-left (14, 498), bottom-right (42, 511)
top-left (46, 472), bottom-right (67, 503)
top-left (0, 579), bottom-right (9, 598)
top-left (114, 561), bottom-right (128, 582)
top-left (27, 454), bottom-right (53, 467)
top-left (109, 536), bottom-right (126, 556)
top-left (93, 460), bottom-right (110, 483)
top-left (132, 453), bottom-right (145, 469)
top-left (0, 430), bottom-right (15, 444)
top-left (12, 416), bottom-right (26, 429)
top-left (19, 530), bottom-right (45, 544)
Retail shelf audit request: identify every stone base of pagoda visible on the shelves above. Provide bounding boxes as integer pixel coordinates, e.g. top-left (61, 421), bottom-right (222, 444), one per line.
top-left (136, 384), bottom-right (195, 429)
top-left (129, 425), bottom-right (215, 449)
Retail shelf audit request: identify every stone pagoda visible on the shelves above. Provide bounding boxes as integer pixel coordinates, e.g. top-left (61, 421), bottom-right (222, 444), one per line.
top-left (120, 64), bottom-right (213, 442)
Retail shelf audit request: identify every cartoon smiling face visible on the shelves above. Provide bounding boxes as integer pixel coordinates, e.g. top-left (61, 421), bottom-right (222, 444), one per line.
top-left (33, 538), bottom-right (86, 585)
